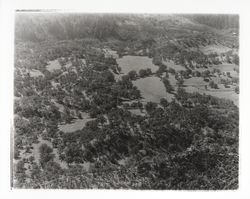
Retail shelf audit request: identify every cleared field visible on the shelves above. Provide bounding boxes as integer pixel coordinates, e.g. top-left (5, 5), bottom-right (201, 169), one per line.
top-left (117, 55), bottom-right (159, 74)
top-left (205, 89), bottom-right (238, 106)
top-left (212, 63), bottom-right (238, 77)
top-left (184, 77), bottom-right (207, 86)
top-left (199, 44), bottom-right (231, 55)
top-left (28, 69), bottom-right (44, 77)
top-left (184, 84), bottom-right (238, 106)
top-left (58, 112), bottom-right (94, 133)
top-left (46, 60), bottom-right (61, 72)
top-left (129, 109), bottom-right (146, 116)
top-left (179, 74), bottom-right (239, 106)
top-left (194, 63), bottom-right (238, 76)
top-left (133, 76), bottom-right (174, 103)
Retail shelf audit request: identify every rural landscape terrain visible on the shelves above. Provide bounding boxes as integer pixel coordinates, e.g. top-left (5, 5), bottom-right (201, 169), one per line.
top-left (13, 13), bottom-right (239, 189)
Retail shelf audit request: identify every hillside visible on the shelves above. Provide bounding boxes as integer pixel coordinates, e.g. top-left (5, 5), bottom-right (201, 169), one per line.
top-left (13, 13), bottom-right (239, 189)
top-left (184, 14), bottom-right (239, 29)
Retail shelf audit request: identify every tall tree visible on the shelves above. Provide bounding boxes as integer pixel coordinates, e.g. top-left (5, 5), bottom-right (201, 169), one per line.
top-left (39, 144), bottom-right (55, 168)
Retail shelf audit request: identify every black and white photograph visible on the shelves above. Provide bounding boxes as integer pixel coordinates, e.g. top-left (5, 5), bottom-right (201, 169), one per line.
top-left (12, 12), bottom-right (240, 190)
top-left (2, 1), bottom-right (250, 198)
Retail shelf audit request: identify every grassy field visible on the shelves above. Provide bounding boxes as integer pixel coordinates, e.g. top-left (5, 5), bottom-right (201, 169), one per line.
top-left (212, 63), bottom-right (238, 77)
top-left (199, 44), bottom-right (231, 55)
top-left (117, 55), bottom-right (159, 74)
top-left (133, 76), bottom-right (174, 103)
top-left (58, 112), bottom-right (93, 133)
top-left (28, 69), bottom-right (44, 77)
top-left (46, 60), bottom-right (62, 72)
top-left (58, 118), bottom-right (93, 133)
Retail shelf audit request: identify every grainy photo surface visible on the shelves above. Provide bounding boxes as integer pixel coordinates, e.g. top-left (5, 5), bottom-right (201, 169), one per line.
top-left (13, 12), bottom-right (239, 189)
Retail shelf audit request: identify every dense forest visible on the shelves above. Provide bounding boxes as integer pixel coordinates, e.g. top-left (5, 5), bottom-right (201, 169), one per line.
top-left (13, 13), bottom-right (239, 189)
